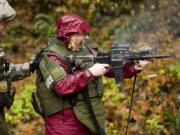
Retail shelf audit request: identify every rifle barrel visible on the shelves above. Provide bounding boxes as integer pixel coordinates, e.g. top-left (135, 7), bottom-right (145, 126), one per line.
top-left (130, 54), bottom-right (170, 60)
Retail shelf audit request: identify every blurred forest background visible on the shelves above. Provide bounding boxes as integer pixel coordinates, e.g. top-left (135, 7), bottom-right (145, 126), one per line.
top-left (1, 0), bottom-right (179, 135)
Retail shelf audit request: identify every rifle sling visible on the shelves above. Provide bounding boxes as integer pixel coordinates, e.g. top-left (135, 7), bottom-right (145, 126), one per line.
top-left (124, 74), bottom-right (137, 135)
top-left (82, 86), bottom-right (106, 135)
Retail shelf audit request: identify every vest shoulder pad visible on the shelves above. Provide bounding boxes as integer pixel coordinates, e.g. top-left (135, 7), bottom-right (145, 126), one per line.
top-left (39, 54), bottom-right (67, 89)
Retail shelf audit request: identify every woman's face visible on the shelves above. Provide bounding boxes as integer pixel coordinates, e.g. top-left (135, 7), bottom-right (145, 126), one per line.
top-left (68, 33), bottom-right (88, 52)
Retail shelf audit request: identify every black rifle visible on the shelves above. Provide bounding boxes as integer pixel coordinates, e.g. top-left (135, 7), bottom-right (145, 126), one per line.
top-left (66, 43), bottom-right (170, 84)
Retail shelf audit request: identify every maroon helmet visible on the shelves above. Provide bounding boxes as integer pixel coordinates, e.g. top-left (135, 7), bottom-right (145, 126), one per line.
top-left (56, 13), bottom-right (91, 44)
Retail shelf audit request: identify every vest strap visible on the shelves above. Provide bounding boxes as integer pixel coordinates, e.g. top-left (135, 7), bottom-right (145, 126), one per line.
top-left (63, 97), bottom-right (72, 109)
top-left (82, 86), bottom-right (106, 135)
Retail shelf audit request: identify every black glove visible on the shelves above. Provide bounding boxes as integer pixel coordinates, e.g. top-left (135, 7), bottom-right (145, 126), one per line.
top-left (30, 47), bottom-right (45, 72)
top-left (30, 60), bottom-right (38, 72)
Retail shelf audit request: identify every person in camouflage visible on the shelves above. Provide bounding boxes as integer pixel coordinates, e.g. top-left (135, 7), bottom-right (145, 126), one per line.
top-left (0, 0), bottom-right (31, 79)
top-left (0, 0), bottom-right (16, 134)
top-left (0, 0), bottom-right (32, 135)
top-left (33, 13), bottom-right (149, 135)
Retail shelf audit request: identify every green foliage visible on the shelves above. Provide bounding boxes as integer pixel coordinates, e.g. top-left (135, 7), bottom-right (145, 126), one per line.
top-left (164, 109), bottom-right (180, 134)
top-left (146, 115), bottom-right (164, 129)
top-left (102, 77), bottom-right (125, 107)
top-left (169, 63), bottom-right (180, 79)
top-left (6, 23), bottom-right (26, 37)
top-left (6, 84), bottom-right (36, 125)
top-left (107, 122), bottom-right (118, 135)
top-left (0, 43), bottom-right (12, 50)
top-left (145, 114), bottom-right (164, 134)
top-left (114, 19), bottom-right (131, 42)
top-left (33, 13), bottom-right (56, 37)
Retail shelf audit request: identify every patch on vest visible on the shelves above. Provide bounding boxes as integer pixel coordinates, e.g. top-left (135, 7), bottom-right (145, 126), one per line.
top-left (46, 75), bottom-right (54, 88)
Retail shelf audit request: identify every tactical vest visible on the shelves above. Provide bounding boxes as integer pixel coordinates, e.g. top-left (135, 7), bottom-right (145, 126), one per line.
top-left (34, 37), bottom-right (105, 134)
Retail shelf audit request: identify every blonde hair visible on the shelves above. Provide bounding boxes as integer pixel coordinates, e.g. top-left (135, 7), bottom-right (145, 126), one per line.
top-left (68, 34), bottom-right (77, 51)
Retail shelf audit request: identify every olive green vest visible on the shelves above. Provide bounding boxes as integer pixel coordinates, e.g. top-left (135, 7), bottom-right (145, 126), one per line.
top-left (35, 37), bottom-right (105, 134)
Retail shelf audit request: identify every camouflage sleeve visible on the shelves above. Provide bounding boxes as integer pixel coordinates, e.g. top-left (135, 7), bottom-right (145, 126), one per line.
top-left (6, 63), bottom-right (31, 81)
